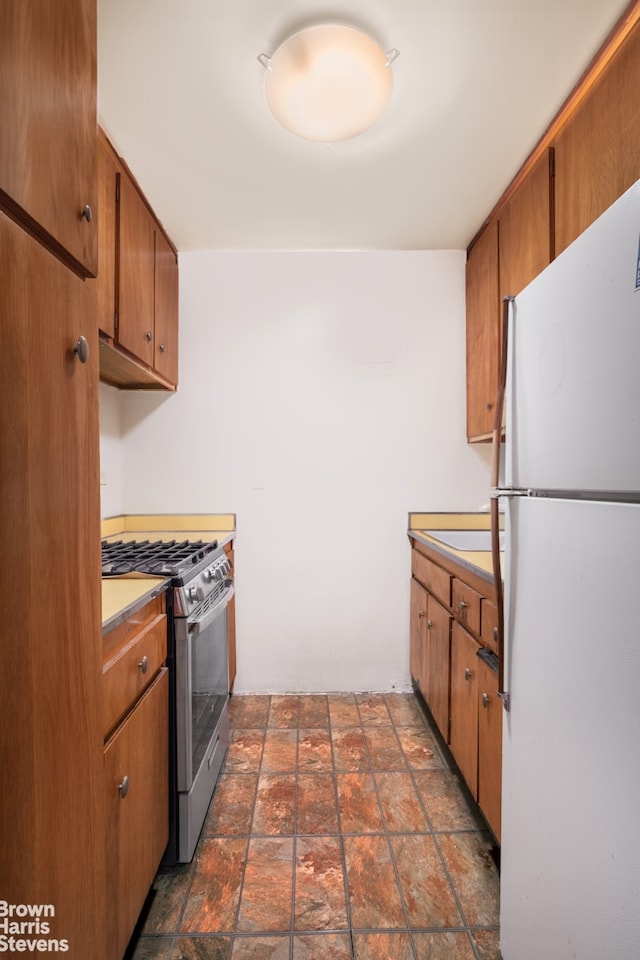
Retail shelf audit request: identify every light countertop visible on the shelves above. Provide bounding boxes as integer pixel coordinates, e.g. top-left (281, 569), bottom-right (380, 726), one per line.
top-left (408, 511), bottom-right (502, 581)
top-left (101, 513), bottom-right (236, 550)
top-left (102, 575), bottom-right (170, 633)
top-left (100, 514), bottom-right (236, 631)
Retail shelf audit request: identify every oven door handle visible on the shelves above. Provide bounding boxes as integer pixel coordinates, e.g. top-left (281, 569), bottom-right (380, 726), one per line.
top-left (187, 583), bottom-right (234, 636)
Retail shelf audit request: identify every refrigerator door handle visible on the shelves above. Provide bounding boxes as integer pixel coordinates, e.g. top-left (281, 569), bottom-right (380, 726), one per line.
top-left (491, 295), bottom-right (514, 711)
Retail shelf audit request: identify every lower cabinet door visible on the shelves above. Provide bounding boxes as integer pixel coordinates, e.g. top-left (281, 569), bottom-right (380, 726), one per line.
top-left (424, 595), bottom-right (452, 741)
top-left (450, 623), bottom-right (479, 797)
top-left (477, 657), bottom-right (502, 842)
top-left (104, 668), bottom-right (169, 960)
top-left (409, 578), bottom-right (428, 691)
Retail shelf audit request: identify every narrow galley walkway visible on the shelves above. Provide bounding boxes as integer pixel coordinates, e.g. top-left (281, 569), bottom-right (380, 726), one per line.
top-left (129, 693), bottom-right (501, 960)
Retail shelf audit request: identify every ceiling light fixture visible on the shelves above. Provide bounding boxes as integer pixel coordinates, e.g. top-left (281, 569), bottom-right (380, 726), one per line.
top-left (258, 25), bottom-right (399, 143)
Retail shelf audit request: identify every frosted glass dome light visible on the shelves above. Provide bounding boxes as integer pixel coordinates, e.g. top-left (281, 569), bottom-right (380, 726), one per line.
top-left (258, 25), bottom-right (399, 143)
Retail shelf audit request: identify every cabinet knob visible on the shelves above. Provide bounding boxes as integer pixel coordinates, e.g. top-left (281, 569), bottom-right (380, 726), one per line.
top-left (118, 775), bottom-right (129, 799)
top-left (482, 693), bottom-right (490, 708)
top-left (426, 620), bottom-right (433, 629)
top-left (464, 668), bottom-right (472, 681)
top-left (486, 401), bottom-right (493, 411)
top-left (159, 343), bottom-right (166, 353)
top-left (73, 336), bottom-right (89, 364)
top-left (417, 610), bottom-right (424, 619)
top-left (138, 655), bottom-right (149, 674)
top-left (80, 203), bottom-right (93, 223)
top-left (492, 627), bottom-right (498, 642)
top-left (146, 331), bottom-right (153, 342)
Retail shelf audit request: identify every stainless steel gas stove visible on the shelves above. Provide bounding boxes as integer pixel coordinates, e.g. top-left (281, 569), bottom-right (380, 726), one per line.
top-left (102, 536), bottom-right (234, 863)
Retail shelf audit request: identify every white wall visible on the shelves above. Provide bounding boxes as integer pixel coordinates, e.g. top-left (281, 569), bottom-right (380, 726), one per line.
top-left (99, 382), bottom-right (125, 518)
top-left (111, 251), bottom-right (491, 692)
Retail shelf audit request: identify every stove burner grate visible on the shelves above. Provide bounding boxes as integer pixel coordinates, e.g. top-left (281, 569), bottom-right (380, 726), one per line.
top-left (101, 538), bottom-right (219, 577)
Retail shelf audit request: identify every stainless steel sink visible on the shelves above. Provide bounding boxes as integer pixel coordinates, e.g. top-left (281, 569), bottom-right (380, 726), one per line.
top-left (424, 529), bottom-right (504, 552)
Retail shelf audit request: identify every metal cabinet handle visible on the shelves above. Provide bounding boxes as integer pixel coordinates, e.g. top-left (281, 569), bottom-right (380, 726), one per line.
top-left (482, 693), bottom-right (490, 708)
top-left (73, 336), bottom-right (89, 363)
top-left (158, 343), bottom-right (166, 353)
top-left (138, 655), bottom-right (149, 674)
top-left (492, 627), bottom-right (498, 642)
top-left (418, 610), bottom-right (424, 619)
top-left (464, 668), bottom-right (472, 681)
top-left (486, 401), bottom-right (493, 411)
top-left (118, 775), bottom-right (129, 799)
top-left (426, 619), bottom-right (433, 629)
top-left (80, 204), bottom-right (93, 222)
top-left (459, 600), bottom-right (468, 610)
top-left (145, 331), bottom-right (153, 342)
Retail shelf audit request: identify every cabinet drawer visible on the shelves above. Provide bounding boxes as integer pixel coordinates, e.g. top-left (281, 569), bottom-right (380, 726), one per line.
top-left (411, 551), bottom-right (451, 607)
top-left (452, 579), bottom-right (481, 635)
top-left (480, 599), bottom-right (499, 654)
top-left (103, 613), bottom-right (167, 737)
top-left (104, 668), bottom-right (169, 960)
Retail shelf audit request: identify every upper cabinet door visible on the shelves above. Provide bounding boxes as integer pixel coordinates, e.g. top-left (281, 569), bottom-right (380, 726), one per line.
top-left (554, 19), bottom-right (640, 255)
top-left (0, 0), bottom-right (97, 277)
top-left (499, 149), bottom-right (554, 300)
top-left (118, 174), bottom-right (156, 367)
top-left (96, 131), bottom-right (120, 340)
top-left (154, 230), bottom-right (179, 386)
top-left (466, 219), bottom-right (500, 442)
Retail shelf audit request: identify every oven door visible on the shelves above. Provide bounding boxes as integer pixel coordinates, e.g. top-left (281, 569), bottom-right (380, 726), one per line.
top-left (176, 584), bottom-right (233, 793)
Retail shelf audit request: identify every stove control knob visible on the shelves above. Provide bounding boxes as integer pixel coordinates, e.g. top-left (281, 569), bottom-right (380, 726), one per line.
top-left (203, 568), bottom-right (213, 583)
top-left (187, 585), bottom-right (204, 603)
top-left (213, 564), bottom-right (225, 581)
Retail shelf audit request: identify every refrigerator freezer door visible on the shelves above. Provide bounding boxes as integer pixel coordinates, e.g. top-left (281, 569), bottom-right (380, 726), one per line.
top-left (500, 496), bottom-right (640, 960)
top-left (507, 179), bottom-right (640, 494)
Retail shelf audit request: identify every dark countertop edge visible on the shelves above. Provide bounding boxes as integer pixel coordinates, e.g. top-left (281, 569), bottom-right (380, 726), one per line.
top-left (408, 529), bottom-right (499, 587)
top-left (102, 577), bottom-right (172, 636)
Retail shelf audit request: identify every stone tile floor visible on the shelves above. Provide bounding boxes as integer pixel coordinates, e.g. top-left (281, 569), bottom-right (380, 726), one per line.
top-left (128, 693), bottom-right (501, 960)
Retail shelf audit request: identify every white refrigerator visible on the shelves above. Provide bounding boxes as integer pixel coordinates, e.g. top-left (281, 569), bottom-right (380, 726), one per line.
top-left (497, 179), bottom-right (640, 960)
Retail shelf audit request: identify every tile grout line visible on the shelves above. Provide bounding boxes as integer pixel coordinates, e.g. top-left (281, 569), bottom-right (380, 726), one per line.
top-left (360, 694), bottom-right (419, 960)
top-left (327, 695), bottom-right (358, 960)
top-left (396, 692), bottom-right (487, 960)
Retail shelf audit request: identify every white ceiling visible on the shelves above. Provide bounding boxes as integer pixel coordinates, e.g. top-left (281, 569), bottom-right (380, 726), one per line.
top-left (97, 0), bottom-right (630, 252)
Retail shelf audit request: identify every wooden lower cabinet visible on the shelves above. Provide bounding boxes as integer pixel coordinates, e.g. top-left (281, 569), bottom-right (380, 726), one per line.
top-left (423, 595), bottom-right (452, 741)
top-left (224, 540), bottom-right (237, 691)
top-left (477, 655), bottom-right (502, 842)
top-left (410, 537), bottom-right (502, 841)
top-left (0, 210), bottom-right (106, 959)
top-left (450, 623), bottom-right (480, 791)
top-left (104, 668), bottom-right (169, 960)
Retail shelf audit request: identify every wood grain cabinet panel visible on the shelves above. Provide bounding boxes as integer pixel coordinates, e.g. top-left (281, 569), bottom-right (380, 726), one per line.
top-left (95, 130), bottom-right (121, 339)
top-left (478, 657), bottom-right (502, 841)
top-left (499, 148), bottom-right (554, 298)
top-left (554, 19), bottom-right (640, 254)
top-left (424, 595), bottom-right (452, 741)
top-left (466, 219), bottom-right (500, 442)
top-left (452, 579), bottom-right (481, 636)
top-left (103, 613), bottom-right (167, 738)
top-left (0, 0), bottom-right (97, 276)
top-left (118, 173), bottom-right (156, 366)
top-left (154, 228), bottom-right (180, 384)
top-left (104, 668), bottom-right (169, 960)
top-left (224, 542), bottom-right (237, 691)
top-left (450, 623), bottom-right (480, 795)
top-left (411, 549), bottom-right (452, 608)
top-left (0, 211), bottom-right (106, 958)
top-left (410, 578), bottom-right (428, 694)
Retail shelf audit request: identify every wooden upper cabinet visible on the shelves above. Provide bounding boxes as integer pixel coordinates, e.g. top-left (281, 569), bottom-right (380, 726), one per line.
top-left (96, 131), bottom-right (120, 340)
top-left (466, 218), bottom-right (500, 442)
top-left (554, 18), bottom-right (640, 254)
top-left (0, 0), bottom-right (97, 276)
top-left (118, 174), bottom-right (156, 367)
top-left (499, 148), bottom-right (554, 299)
top-left (154, 229), bottom-right (180, 385)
